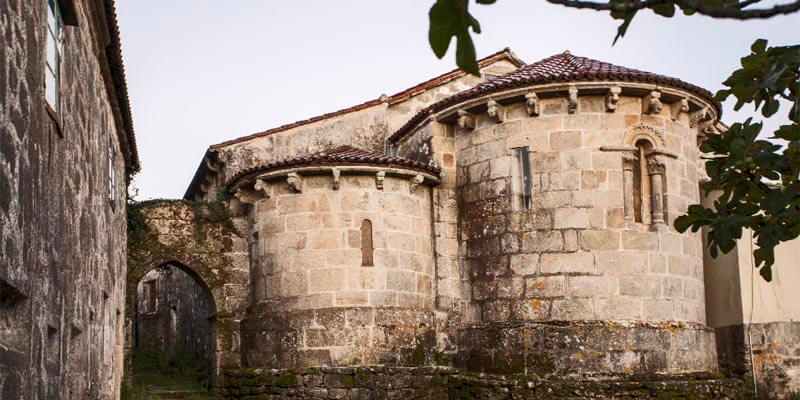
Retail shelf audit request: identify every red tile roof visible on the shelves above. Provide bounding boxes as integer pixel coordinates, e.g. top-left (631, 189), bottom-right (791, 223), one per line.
top-left (209, 48), bottom-right (524, 150)
top-left (388, 51), bottom-right (720, 143)
top-left (227, 146), bottom-right (440, 189)
top-left (103, 0), bottom-right (139, 174)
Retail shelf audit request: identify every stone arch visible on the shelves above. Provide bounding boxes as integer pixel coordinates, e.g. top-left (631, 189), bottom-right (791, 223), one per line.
top-left (125, 201), bottom-right (249, 386)
top-left (624, 123), bottom-right (665, 147)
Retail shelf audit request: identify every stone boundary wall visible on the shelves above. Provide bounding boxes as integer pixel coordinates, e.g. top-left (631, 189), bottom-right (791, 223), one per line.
top-left (716, 321), bottom-right (800, 398)
top-left (457, 321), bottom-right (717, 376)
top-left (218, 366), bottom-right (751, 399)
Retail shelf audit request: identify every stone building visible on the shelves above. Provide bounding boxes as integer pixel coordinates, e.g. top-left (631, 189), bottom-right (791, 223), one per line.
top-left (1, 0), bottom-right (137, 399)
top-left (135, 49), bottom-right (798, 399)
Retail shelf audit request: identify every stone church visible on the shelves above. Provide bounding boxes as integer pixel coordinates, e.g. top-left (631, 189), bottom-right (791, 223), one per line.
top-left (128, 49), bottom-right (799, 398)
top-left (2, 1), bottom-right (798, 398)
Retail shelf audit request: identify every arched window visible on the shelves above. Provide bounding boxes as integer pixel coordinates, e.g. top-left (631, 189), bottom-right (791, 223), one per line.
top-left (632, 139), bottom-right (653, 223)
top-left (361, 220), bottom-right (374, 267)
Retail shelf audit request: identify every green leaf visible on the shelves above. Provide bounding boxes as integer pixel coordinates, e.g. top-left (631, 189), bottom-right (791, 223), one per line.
top-left (652, 3), bottom-right (675, 17)
top-left (612, 12), bottom-right (635, 45)
top-left (751, 39), bottom-right (768, 53)
top-left (428, 0), bottom-right (483, 75)
top-left (759, 265), bottom-right (773, 282)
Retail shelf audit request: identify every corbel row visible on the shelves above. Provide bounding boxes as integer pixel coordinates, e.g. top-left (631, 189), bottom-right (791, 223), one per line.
top-left (233, 169), bottom-right (428, 204)
top-left (452, 85), bottom-right (714, 133)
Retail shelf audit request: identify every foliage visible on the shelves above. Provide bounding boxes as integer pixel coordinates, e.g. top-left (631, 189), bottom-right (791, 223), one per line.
top-left (425, 1), bottom-right (799, 282)
top-left (427, 0), bottom-right (800, 74)
top-left (675, 40), bottom-right (799, 281)
top-left (121, 348), bottom-right (218, 400)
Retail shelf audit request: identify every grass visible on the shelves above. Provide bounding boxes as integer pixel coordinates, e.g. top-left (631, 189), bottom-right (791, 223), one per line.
top-left (121, 349), bottom-right (220, 400)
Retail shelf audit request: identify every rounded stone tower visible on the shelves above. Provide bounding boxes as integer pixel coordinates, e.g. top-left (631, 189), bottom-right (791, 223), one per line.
top-left (388, 51), bottom-right (721, 376)
top-left (229, 146), bottom-right (442, 368)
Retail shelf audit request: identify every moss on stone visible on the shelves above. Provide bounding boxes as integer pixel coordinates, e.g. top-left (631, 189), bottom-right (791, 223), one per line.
top-left (276, 373), bottom-right (298, 387)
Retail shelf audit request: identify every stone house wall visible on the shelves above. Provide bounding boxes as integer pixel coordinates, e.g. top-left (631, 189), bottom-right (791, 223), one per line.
top-left (1, 0), bottom-right (133, 398)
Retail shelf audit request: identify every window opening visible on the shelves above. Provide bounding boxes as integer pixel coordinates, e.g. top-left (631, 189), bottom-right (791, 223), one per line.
top-left (361, 219), bottom-right (374, 267)
top-left (511, 147), bottom-right (532, 210)
top-left (45, 0), bottom-right (64, 112)
top-left (143, 280), bottom-right (157, 313)
top-left (632, 139), bottom-right (653, 223)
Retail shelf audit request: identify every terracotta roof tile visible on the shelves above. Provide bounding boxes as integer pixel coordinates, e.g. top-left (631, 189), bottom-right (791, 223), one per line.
top-left (227, 146), bottom-right (440, 188)
top-left (388, 51), bottom-right (720, 143)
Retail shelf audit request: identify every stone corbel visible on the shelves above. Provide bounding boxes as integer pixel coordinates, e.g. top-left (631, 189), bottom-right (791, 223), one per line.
top-left (331, 167), bottom-right (341, 190)
top-left (690, 107), bottom-right (713, 128)
top-left (487, 99), bottom-right (506, 123)
top-left (568, 85), bottom-right (578, 114)
top-left (287, 173), bottom-right (303, 193)
top-left (410, 174), bottom-right (424, 192)
top-left (525, 91), bottom-right (540, 116)
top-left (253, 178), bottom-right (270, 198)
top-left (605, 86), bottom-right (621, 112)
top-left (642, 90), bottom-right (662, 115)
top-left (234, 188), bottom-right (258, 204)
top-left (671, 97), bottom-right (689, 121)
top-left (375, 171), bottom-right (385, 190)
top-left (457, 110), bottom-right (476, 130)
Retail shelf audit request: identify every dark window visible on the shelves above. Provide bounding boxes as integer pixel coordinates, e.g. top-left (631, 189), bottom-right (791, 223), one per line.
top-left (512, 147), bottom-right (532, 210)
top-left (633, 139), bottom-right (653, 223)
top-left (361, 219), bottom-right (374, 267)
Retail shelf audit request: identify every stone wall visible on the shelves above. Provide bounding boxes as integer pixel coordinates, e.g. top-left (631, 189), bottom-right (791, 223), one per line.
top-left (1, 0), bottom-right (130, 398)
top-left (716, 322), bottom-right (800, 398)
top-left (135, 263), bottom-right (214, 370)
top-left (217, 366), bottom-right (751, 399)
top-left (241, 173), bottom-right (437, 368)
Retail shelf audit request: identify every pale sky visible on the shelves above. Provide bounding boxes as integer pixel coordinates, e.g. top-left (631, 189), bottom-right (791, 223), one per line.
top-left (116, 1), bottom-right (797, 200)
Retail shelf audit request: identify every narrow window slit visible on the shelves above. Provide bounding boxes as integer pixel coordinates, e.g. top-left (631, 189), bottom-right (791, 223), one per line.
top-left (512, 147), bottom-right (532, 210)
top-left (361, 219), bottom-right (374, 267)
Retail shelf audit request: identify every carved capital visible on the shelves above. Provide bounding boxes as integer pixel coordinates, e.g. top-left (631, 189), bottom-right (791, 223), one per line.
top-left (670, 97), bottom-right (689, 121)
top-left (605, 86), bottom-right (621, 112)
top-left (375, 171), bottom-right (385, 190)
top-left (622, 152), bottom-right (638, 168)
top-left (487, 99), bottom-right (505, 123)
top-left (331, 168), bottom-right (341, 190)
top-left (568, 85), bottom-right (578, 114)
top-left (525, 91), bottom-right (540, 116)
top-left (642, 90), bottom-right (662, 115)
top-left (457, 110), bottom-right (476, 130)
top-left (410, 174), bottom-right (424, 192)
top-left (647, 156), bottom-right (665, 175)
top-left (287, 173), bottom-right (303, 193)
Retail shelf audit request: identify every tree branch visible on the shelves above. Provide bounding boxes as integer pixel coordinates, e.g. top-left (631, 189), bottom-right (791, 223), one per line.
top-left (545, 0), bottom-right (800, 19)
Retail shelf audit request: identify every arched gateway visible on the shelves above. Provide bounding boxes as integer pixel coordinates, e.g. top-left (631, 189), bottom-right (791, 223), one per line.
top-left (125, 201), bottom-right (249, 385)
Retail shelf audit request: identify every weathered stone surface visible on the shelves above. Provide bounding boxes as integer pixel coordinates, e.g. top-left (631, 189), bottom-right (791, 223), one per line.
top-left (1, 1), bottom-right (134, 398)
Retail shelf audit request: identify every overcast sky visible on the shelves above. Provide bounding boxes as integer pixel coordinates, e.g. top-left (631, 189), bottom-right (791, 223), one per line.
top-left (116, 1), bottom-right (797, 200)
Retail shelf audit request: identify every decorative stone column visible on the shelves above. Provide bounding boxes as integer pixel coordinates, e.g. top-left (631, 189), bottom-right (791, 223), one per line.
top-left (648, 156), bottom-right (666, 225)
top-left (622, 153), bottom-right (637, 222)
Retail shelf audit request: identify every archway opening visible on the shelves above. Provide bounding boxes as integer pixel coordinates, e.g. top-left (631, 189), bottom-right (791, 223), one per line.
top-left (130, 262), bottom-right (215, 396)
